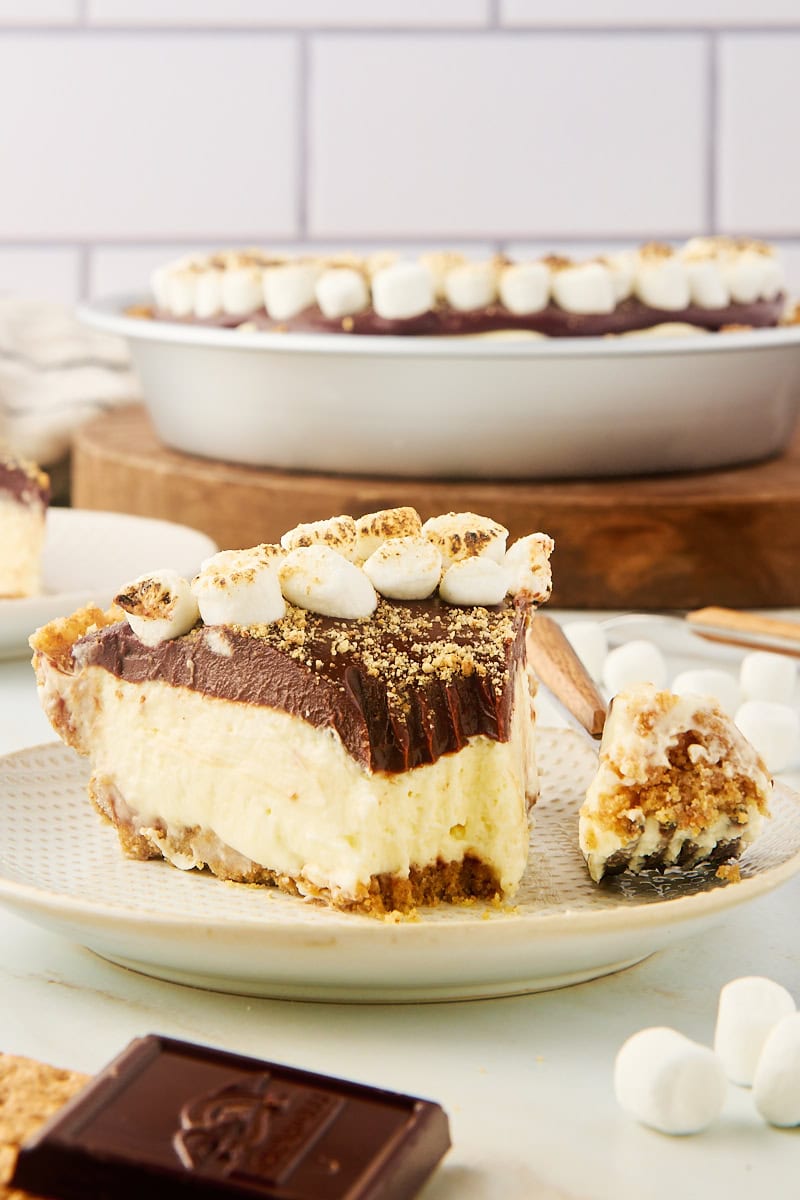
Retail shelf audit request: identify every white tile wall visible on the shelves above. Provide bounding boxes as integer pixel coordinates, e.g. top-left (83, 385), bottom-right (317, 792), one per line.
top-left (309, 35), bottom-right (707, 238)
top-left (0, 7), bottom-right (798, 301)
top-left (718, 35), bottom-right (800, 233)
top-left (0, 249), bottom-right (79, 303)
top-left (0, 1), bottom-right (77, 23)
top-left (0, 34), bottom-right (297, 241)
top-left (88, 1), bottom-right (490, 27)
top-left (501, 1), bottom-right (800, 26)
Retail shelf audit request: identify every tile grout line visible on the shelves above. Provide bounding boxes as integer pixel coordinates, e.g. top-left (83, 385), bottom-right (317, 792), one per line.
top-left (707, 31), bottom-right (719, 233)
top-left (296, 32), bottom-right (309, 240)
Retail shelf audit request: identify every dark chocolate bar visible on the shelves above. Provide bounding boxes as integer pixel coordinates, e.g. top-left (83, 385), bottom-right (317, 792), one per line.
top-left (11, 1035), bottom-right (451, 1200)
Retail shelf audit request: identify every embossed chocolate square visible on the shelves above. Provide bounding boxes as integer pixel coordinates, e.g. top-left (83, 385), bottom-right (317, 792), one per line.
top-left (11, 1035), bottom-right (451, 1199)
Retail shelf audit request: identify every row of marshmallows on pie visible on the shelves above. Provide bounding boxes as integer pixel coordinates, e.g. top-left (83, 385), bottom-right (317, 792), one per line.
top-left (151, 237), bottom-right (785, 325)
top-left (114, 509), bottom-right (554, 648)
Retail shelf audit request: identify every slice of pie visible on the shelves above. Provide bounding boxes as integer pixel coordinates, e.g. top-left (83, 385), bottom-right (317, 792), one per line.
top-left (579, 683), bottom-right (772, 883)
top-left (31, 509), bottom-right (554, 915)
top-left (0, 450), bottom-right (49, 598)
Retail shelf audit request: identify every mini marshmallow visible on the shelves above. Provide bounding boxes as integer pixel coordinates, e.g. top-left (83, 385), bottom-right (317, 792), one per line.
top-left (498, 262), bottom-right (550, 315)
top-left (193, 268), bottom-right (224, 319)
top-left (315, 268), bottom-right (369, 320)
top-left (753, 1012), bottom-right (800, 1126)
top-left (760, 254), bottom-right (785, 301)
top-left (684, 259), bottom-right (730, 309)
top-left (371, 262), bottom-right (434, 320)
top-left (739, 650), bottom-right (797, 706)
top-left (734, 700), bottom-right (799, 773)
top-left (551, 262), bottom-right (616, 315)
top-left (614, 1026), bottom-right (727, 1136)
top-left (714, 976), bottom-right (796, 1086)
top-left (634, 246), bottom-right (691, 311)
top-left (191, 545), bottom-right (285, 627)
top-left (263, 261), bottom-right (321, 321)
top-left (151, 264), bottom-right (172, 310)
top-left (603, 251), bottom-right (636, 302)
top-left (443, 262), bottom-right (497, 312)
top-left (419, 251), bottom-right (467, 299)
top-left (165, 268), bottom-right (197, 318)
top-left (354, 506), bottom-right (422, 564)
top-left (562, 620), bottom-right (608, 681)
top-left (422, 511), bottom-right (508, 567)
top-left (503, 533), bottom-right (554, 603)
top-left (602, 639), bottom-right (668, 694)
top-left (280, 515), bottom-right (357, 561)
top-left (221, 266), bottom-right (263, 316)
top-left (671, 668), bottom-right (741, 717)
top-left (364, 250), bottom-right (398, 278)
top-left (363, 535), bottom-right (442, 600)
top-left (279, 546), bottom-right (377, 619)
top-left (439, 557), bottom-right (508, 607)
top-left (114, 569), bottom-right (199, 648)
top-left (722, 249), bottom-right (769, 305)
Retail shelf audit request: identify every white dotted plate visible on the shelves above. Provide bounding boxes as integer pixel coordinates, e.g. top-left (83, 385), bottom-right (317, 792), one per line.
top-left (1, 731), bottom-right (799, 1003)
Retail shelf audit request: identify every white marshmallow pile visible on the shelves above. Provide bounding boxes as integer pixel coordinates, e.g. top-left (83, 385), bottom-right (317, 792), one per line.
top-left (151, 237), bottom-right (785, 323)
top-left (552, 619), bottom-right (800, 774)
top-left (615, 975), bottom-right (800, 1135)
top-left (115, 508), bottom-right (554, 645)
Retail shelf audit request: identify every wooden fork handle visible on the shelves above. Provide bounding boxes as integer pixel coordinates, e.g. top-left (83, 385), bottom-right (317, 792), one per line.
top-left (526, 614), bottom-right (607, 738)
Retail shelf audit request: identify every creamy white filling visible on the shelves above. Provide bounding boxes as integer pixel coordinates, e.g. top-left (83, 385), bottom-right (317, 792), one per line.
top-left (50, 666), bottom-right (536, 901)
top-left (0, 495), bottom-right (45, 596)
top-left (579, 804), bottom-right (763, 884)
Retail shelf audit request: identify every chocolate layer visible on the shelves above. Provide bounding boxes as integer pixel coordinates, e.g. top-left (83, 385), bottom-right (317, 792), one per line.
top-left (0, 455), bottom-right (49, 507)
top-left (72, 598), bottom-right (529, 774)
top-left (149, 294), bottom-right (785, 338)
top-left (12, 1035), bottom-right (451, 1200)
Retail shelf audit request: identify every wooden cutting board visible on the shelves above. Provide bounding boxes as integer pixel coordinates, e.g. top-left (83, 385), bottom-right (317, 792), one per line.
top-left (72, 404), bottom-right (800, 611)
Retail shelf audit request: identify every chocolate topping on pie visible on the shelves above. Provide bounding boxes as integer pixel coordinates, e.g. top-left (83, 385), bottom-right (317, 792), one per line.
top-left (72, 597), bottom-right (529, 773)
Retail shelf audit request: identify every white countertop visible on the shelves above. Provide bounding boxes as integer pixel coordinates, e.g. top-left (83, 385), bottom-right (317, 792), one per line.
top-left (1, 624), bottom-right (799, 1200)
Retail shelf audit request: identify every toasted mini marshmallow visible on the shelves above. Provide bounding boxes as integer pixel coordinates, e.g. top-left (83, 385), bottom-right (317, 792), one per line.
top-left (114, 569), bottom-right (199, 647)
top-left (551, 261), bottom-right (616, 315)
top-left (193, 268), bottom-right (224, 319)
top-left (354, 506), bottom-right (422, 564)
top-left (151, 264), bottom-right (174, 310)
top-left (760, 252), bottom-right (785, 300)
top-left (498, 262), bottom-right (550, 315)
top-left (503, 532), bottom-right (554, 603)
top-left (439, 558), bottom-right (509, 607)
top-left (280, 546), bottom-right (378, 619)
top-left (364, 250), bottom-right (399, 278)
top-left (419, 251), bottom-right (467, 299)
top-left (280, 514), bottom-right (357, 561)
top-left (443, 262), bottom-right (497, 312)
top-left (723, 248), bottom-right (771, 305)
top-left (191, 545), bottom-right (285, 627)
top-left (263, 261), bottom-right (322, 321)
top-left (603, 251), bottom-right (636, 302)
top-left (165, 267), bottom-right (197, 317)
top-left (684, 258), bottom-right (729, 309)
top-left (315, 268), bottom-right (369, 320)
top-left (634, 244), bottom-right (690, 311)
top-left (422, 512), bottom-right (508, 567)
top-left (371, 262), bottom-right (434, 320)
top-left (221, 264), bottom-right (264, 316)
top-left (363, 535), bottom-right (442, 600)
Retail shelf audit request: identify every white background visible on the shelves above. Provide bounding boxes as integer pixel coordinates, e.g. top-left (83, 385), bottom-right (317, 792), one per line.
top-left (1, 0), bottom-right (799, 303)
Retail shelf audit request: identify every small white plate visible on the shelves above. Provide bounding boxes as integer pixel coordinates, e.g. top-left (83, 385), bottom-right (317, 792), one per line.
top-left (1, 730), bottom-right (798, 1003)
top-left (0, 509), bottom-right (217, 660)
